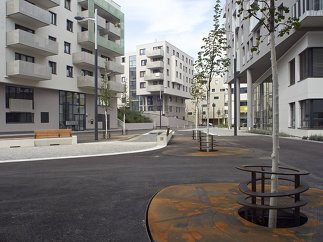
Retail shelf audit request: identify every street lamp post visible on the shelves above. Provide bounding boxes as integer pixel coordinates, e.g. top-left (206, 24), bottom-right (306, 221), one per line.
top-left (75, 9), bottom-right (99, 141)
top-left (159, 86), bottom-right (162, 129)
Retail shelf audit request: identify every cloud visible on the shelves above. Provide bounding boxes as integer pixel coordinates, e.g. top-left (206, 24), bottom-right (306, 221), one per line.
top-left (117, 0), bottom-right (220, 59)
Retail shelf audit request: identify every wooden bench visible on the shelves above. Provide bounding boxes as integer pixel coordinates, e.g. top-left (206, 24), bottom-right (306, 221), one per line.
top-left (34, 129), bottom-right (72, 139)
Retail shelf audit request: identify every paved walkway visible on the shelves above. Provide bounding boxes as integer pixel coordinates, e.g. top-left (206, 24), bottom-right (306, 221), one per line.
top-left (0, 131), bottom-right (162, 163)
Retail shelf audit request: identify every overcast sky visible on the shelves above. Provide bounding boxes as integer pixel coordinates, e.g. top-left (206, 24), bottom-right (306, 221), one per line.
top-left (117, 0), bottom-right (225, 60)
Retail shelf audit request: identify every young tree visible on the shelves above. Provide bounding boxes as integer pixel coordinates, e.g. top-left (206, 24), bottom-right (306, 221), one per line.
top-left (190, 78), bottom-right (205, 139)
top-left (99, 63), bottom-right (114, 139)
top-left (120, 81), bottom-right (131, 135)
top-left (195, 0), bottom-right (230, 151)
top-left (236, 0), bottom-right (300, 228)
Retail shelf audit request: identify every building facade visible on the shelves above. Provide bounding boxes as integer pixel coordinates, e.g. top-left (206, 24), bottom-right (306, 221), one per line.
top-left (186, 77), bottom-right (228, 125)
top-left (224, 0), bottom-right (323, 136)
top-left (0, 0), bottom-right (124, 133)
top-left (120, 41), bottom-right (194, 125)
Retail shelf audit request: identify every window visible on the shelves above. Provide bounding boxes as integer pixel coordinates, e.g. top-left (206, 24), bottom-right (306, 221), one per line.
top-left (82, 48), bottom-right (93, 54)
top-left (66, 65), bottom-right (73, 77)
top-left (50, 11), bottom-right (57, 25)
top-left (166, 46), bottom-right (169, 53)
top-left (220, 88), bottom-right (226, 92)
top-left (41, 112), bottom-right (49, 123)
top-left (290, 59), bottom-right (295, 85)
top-left (5, 86), bottom-right (34, 108)
top-left (140, 71), bottom-right (145, 77)
top-left (300, 48), bottom-right (323, 80)
top-left (65, 0), bottom-right (71, 10)
top-left (6, 112), bottom-right (34, 123)
top-left (300, 99), bottom-right (323, 128)
top-left (139, 49), bottom-right (145, 55)
top-left (173, 50), bottom-right (175, 55)
top-left (121, 57), bottom-right (125, 63)
top-left (290, 103), bottom-right (295, 128)
top-left (214, 96), bottom-right (219, 99)
top-left (167, 58), bottom-right (170, 65)
top-left (121, 77), bottom-right (126, 83)
top-left (64, 42), bottom-right (71, 54)
top-left (176, 52), bottom-right (179, 57)
top-left (188, 112), bottom-right (193, 115)
top-left (167, 69), bottom-right (169, 76)
top-left (15, 24), bottom-right (34, 34)
top-left (140, 82), bottom-right (146, 88)
top-left (66, 19), bottom-right (73, 32)
top-left (141, 60), bottom-right (147, 66)
top-left (48, 36), bottom-right (56, 41)
top-left (49, 61), bottom-right (57, 74)
top-left (15, 53), bottom-right (34, 63)
top-left (212, 88), bottom-right (215, 92)
top-left (168, 81), bottom-right (170, 87)
top-left (81, 69), bottom-right (93, 76)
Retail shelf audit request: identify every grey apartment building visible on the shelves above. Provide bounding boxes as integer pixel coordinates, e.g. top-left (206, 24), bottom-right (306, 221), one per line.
top-left (0, 0), bottom-right (124, 133)
top-left (120, 41), bottom-right (194, 124)
top-left (224, 0), bottom-right (323, 136)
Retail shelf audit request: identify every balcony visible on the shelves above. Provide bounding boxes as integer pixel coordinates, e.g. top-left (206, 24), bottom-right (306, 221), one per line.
top-left (77, 75), bottom-right (95, 88)
top-left (6, 0), bottom-right (51, 28)
top-left (107, 61), bottom-right (124, 74)
top-left (72, 52), bottom-right (106, 70)
top-left (146, 49), bottom-right (164, 58)
top-left (7, 29), bottom-right (58, 56)
top-left (146, 61), bottom-right (164, 69)
top-left (144, 73), bottom-right (164, 81)
top-left (102, 22), bottom-right (121, 40)
top-left (109, 80), bottom-right (124, 93)
top-left (77, 31), bottom-right (124, 57)
top-left (78, 10), bottom-right (106, 30)
top-left (7, 60), bottom-right (51, 81)
top-left (146, 85), bottom-right (164, 92)
top-left (24, 0), bottom-right (60, 9)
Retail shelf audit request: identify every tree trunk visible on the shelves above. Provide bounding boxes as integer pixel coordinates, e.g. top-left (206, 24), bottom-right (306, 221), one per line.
top-left (195, 101), bottom-right (198, 139)
top-left (268, 3), bottom-right (280, 227)
top-left (123, 109), bottom-right (126, 135)
top-left (206, 89), bottom-right (210, 152)
top-left (105, 110), bottom-right (108, 139)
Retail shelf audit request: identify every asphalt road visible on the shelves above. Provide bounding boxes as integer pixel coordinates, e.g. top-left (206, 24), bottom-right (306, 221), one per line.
top-left (0, 131), bottom-right (322, 241)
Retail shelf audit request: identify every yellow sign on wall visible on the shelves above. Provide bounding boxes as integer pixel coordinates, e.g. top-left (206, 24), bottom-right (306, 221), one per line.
top-left (240, 106), bottom-right (248, 113)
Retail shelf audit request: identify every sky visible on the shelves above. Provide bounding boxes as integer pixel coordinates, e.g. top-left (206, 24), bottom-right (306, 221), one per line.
top-left (116, 0), bottom-right (225, 60)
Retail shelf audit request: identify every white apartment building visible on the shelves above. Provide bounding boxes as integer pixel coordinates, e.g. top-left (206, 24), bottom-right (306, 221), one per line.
top-left (186, 77), bottom-right (228, 125)
top-left (224, 0), bottom-right (323, 136)
top-left (0, 0), bottom-right (124, 133)
top-left (120, 41), bottom-right (194, 125)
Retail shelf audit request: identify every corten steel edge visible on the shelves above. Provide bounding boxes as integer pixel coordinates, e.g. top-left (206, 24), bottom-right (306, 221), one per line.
top-left (236, 165), bottom-right (310, 227)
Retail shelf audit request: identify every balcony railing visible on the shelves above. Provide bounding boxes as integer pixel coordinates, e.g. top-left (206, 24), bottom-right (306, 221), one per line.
top-left (7, 29), bottom-right (58, 56)
top-left (7, 60), bottom-right (51, 81)
top-left (146, 49), bottom-right (164, 58)
top-left (144, 73), bottom-right (164, 81)
top-left (25, 0), bottom-right (60, 9)
top-left (6, 0), bottom-right (51, 28)
top-left (146, 61), bottom-right (164, 69)
top-left (107, 61), bottom-right (124, 74)
top-left (73, 52), bottom-right (106, 70)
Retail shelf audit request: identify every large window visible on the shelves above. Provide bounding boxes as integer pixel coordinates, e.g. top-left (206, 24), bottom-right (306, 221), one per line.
top-left (59, 91), bottom-right (86, 131)
top-left (49, 61), bottom-right (57, 74)
top-left (290, 59), bottom-right (295, 85)
top-left (6, 113), bottom-right (34, 123)
top-left (300, 48), bottom-right (323, 80)
top-left (5, 86), bottom-right (34, 108)
top-left (65, 0), bottom-right (71, 10)
top-left (290, 102), bottom-right (295, 128)
top-left (300, 99), bottom-right (323, 129)
top-left (15, 52), bottom-right (34, 63)
top-left (66, 65), bottom-right (73, 77)
top-left (139, 49), bottom-right (145, 55)
top-left (66, 19), bottom-right (73, 32)
top-left (64, 42), bottom-right (71, 54)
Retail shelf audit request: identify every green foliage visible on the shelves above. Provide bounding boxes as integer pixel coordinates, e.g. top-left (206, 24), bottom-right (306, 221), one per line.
top-left (118, 109), bottom-right (152, 123)
top-left (309, 135), bottom-right (323, 142)
top-left (236, 0), bottom-right (301, 52)
top-left (99, 63), bottom-right (113, 111)
top-left (120, 81), bottom-right (131, 110)
top-left (190, 79), bottom-right (205, 104)
top-left (195, 0), bottom-right (230, 91)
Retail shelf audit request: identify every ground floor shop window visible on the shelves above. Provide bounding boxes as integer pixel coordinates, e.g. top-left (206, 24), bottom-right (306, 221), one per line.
top-left (290, 102), bottom-right (295, 128)
top-left (300, 99), bottom-right (323, 129)
top-left (6, 112), bottom-right (34, 123)
top-left (253, 76), bottom-right (273, 130)
top-left (59, 91), bottom-right (86, 131)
